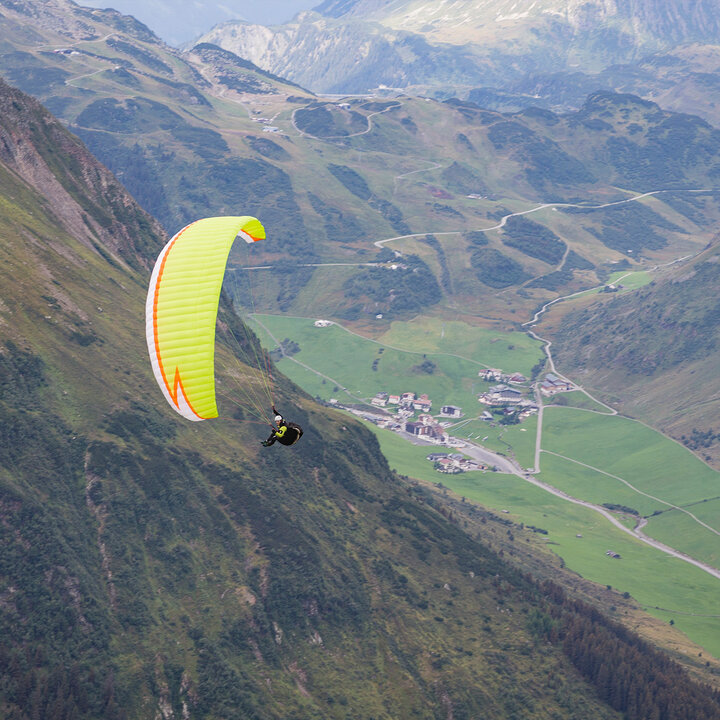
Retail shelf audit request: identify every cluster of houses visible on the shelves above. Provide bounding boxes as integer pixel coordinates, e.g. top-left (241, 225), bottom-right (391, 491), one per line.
top-left (354, 366), bottom-right (576, 450)
top-left (478, 384), bottom-right (539, 421)
top-left (478, 370), bottom-right (539, 421)
top-left (427, 452), bottom-right (485, 474)
top-left (477, 370), bottom-right (574, 419)
top-left (478, 369), bottom-right (526, 384)
top-left (371, 391), bottom-right (433, 413)
top-left (368, 392), bottom-right (467, 446)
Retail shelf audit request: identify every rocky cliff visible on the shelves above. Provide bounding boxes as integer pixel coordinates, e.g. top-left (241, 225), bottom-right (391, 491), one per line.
top-left (198, 0), bottom-right (720, 94)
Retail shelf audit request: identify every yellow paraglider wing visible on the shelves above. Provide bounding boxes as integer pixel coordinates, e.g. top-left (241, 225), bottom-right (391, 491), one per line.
top-left (145, 216), bottom-right (265, 421)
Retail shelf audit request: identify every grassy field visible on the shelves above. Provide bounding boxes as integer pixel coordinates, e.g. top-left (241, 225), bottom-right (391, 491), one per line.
top-left (544, 391), bottom-right (611, 412)
top-left (377, 317), bottom-right (545, 377)
top-left (365, 422), bottom-right (720, 658)
top-left (608, 270), bottom-right (653, 290)
top-left (249, 315), bottom-right (542, 415)
top-left (538, 451), bottom-right (666, 516)
top-left (540, 408), bottom-right (720, 506)
top-left (568, 269), bottom-right (653, 302)
top-left (642, 509), bottom-right (720, 568)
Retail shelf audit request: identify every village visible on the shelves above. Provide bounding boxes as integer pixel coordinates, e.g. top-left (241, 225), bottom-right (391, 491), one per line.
top-left (336, 366), bottom-right (577, 475)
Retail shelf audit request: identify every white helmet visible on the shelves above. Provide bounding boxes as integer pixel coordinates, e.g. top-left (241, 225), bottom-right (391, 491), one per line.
top-left (274, 415), bottom-right (283, 424)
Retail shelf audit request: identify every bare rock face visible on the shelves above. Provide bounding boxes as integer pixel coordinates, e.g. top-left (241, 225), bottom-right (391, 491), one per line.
top-left (196, 0), bottom-right (720, 94)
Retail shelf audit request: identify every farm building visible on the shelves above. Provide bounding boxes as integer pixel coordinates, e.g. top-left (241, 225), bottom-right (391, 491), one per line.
top-left (540, 373), bottom-right (573, 396)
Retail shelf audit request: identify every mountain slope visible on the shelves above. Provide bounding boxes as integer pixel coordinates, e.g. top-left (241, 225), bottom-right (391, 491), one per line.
top-left (546, 235), bottom-right (720, 467)
top-left (3, 77), bottom-right (720, 719)
top-left (469, 43), bottom-right (720, 129)
top-left (3, 0), bottom-right (720, 326)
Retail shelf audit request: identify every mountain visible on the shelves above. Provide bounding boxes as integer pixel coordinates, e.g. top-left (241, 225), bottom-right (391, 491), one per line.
top-left (2, 0), bottom-right (720, 327)
top-left (196, 14), bottom-right (487, 94)
top-left (544, 235), bottom-right (720, 467)
top-left (316, 0), bottom-right (720, 44)
top-left (6, 75), bottom-right (720, 719)
top-left (77, 0), bottom-right (315, 46)
top-left (197, 0), bottom-right (720, 95)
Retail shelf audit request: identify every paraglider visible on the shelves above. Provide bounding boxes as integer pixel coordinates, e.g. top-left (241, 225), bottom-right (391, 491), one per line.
top-left (145, 215), bottom-right (272, 421)
top-left (261, 405), bottom-right (304, 447)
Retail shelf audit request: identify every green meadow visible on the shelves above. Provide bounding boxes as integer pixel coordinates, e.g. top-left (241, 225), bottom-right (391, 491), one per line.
top-left (568, 269), bottom-right (652, 302)
top-left (249, 315), bottom-right (542, 415)
top-left (642, 510), bottom-right (720, 568)
top-left (538, 451), bottom-right (666, 516)
top-left (365, 422), bottom-right (720, 658)
top-left (608, 269), bottom-right (653, 290)
top-left (378, 316), bottom-right (544, 377)
top-left (540, 408), bottom-right (720, 506)
top-left (545, 391), bottom-right (610, 412)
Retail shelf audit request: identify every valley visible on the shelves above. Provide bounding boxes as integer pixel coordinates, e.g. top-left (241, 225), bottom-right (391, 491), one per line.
top-left (247, 307), bottom-right (720, 656)
top-left (1, 1), bottom-right (720, 715)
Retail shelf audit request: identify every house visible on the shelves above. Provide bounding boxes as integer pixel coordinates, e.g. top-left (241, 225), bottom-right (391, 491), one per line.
top-left (405, 421), bottom-right (430, 436)
top-left (435, 457), bottom-right (461, 473)
top-left (481, 385), bottom-right (523, 405)
top-left (371, 394), bottom-right (388, 407)
top-left (426, 425), bottom-right (449, 444)
top-left (388, 395), bottom-right (400, 405)
top-left (413, 398), bottom-right (432, 412)
top-left (508, 373), bottom-right (527, 384)
top-left (497, 388), bottom-right (522, 404)
top-left (518, 405), bottom-right (539, 419)
top-left (434, 454), bottom-right (484, 473)
top-left (427, 452), bottom-right (449, 461)
top-left (440, 405), bottom-right (462, 418)
top-left (401, 392), bottom-right (416, 403)
top-left (481, 411), bottom-right (493, 421)
top-left (417, 414), bottom-right (435, 426)
top-left (479, 368), bottom-right (503, 381)
top-left (314, 320), bottom-right (333, 327)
